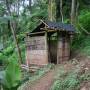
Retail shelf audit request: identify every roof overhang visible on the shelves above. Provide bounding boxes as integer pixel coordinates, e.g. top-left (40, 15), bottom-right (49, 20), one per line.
top-left (27, 20), bottom-right (76, 36)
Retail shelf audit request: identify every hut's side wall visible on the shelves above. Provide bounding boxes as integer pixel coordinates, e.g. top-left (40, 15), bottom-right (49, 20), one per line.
top-left (26, 36), bottom-right (48, 66)
top-left (57, 34), bottom-right (70, 64)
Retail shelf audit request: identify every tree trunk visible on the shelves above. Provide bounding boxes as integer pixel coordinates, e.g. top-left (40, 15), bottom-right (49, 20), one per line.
top-left (71, 0), bottom-right (76, 25)
top-left (17, 0), bottom-right (20, 16)
top-left (2, 33), bottom-right (5, 48)
top-left (48, 0), bottom-right (52, 21)
top-left (5, 0), bottom-right (22, 65)
top-left (23, 0), bottom-right (25, 8)
top-left (76, 0), bottom-right (79, 22)
top-left (0, 27), bottom-right (4, 48)
top-left (10, 22), bottom-right (22, 64)
top-left (29, 0), bottom-right (32, 13)
top-left (60, 0), bottom-right (64, 22)
top-left (48, 0), bottom-right (56, 21)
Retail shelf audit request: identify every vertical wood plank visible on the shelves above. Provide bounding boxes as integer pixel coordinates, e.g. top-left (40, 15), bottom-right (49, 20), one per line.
top-left (57, 31), bottom-right (59, 64)
top-left (45, 31), bottom-right (48, 64)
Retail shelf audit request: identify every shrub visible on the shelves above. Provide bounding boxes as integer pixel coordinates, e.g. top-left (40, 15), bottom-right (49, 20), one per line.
top-left (79, 12), bottom-right (90, 32)
top-left (51, 72), bottom-right (80, 90)
top-left (51, 65), bottom-right (82, 90)
top-left (1, 60), bottom-right (21, 90)
top-left (3, 46), bottom-right (14, 56)
top-left (72, 11), bottom-right (90, 54)
top-left (0, 53), bottom-right (8, 65)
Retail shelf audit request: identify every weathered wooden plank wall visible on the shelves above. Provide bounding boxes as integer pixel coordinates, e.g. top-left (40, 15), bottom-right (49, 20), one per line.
top-left (57, 34), bottom-right (70, 64)
top-left (26, 36), bottom-right (48, 66)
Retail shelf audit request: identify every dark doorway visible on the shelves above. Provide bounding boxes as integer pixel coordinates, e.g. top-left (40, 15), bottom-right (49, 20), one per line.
top-left (48, 33), bottom-right (57, 64)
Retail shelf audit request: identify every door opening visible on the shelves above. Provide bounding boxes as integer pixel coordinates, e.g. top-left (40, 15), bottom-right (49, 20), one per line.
top-left (48, 33), bottom-right (57, 64)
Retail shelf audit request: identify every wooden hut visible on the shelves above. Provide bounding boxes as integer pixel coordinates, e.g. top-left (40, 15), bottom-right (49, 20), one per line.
top-left (25, 21), bottom-right (75, 66)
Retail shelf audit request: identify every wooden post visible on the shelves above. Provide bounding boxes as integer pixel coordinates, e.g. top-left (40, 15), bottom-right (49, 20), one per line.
top-left (26, 35), bottom-right (30, 67)
top-left (45, 31), bottom-right (48, 64)
top-left (62, 34), bottom-right (65, 62)
top-left (48, 35), bottom-right (51, 63)
top-left (57, 31), bottom-right (59, 64)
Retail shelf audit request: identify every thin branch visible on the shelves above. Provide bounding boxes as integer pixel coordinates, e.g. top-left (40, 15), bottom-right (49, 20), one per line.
top-left (60, 0), bottom-right (64, 22)
top-left (78, 23), bottom-right (90, 35)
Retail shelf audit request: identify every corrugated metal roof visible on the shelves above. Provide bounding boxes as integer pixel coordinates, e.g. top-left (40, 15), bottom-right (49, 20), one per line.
top-left (45, 21), bottom-right (75, 32)
top-left (30, 21), bottom-right (75, 34)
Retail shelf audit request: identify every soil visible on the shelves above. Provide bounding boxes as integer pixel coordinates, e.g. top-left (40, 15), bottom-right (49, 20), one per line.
top-left (22, 63), bottom-right (75, 90)
top-left (80, 82), bottom-right (90, 90)
top-left (20, 54), bottom-right (90, 90)
top-left (73, 54), bottom-right (90, 90)
top-left (23, 67), bottom-right (57, 90)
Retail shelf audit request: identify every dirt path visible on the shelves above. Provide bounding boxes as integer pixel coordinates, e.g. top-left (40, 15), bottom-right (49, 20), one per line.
top-left (22, 63), bottom-right (74, 90)
top-left (24, 68), bottom-right (57, 90)
top-left (23, 55), bottom-right (90, 90)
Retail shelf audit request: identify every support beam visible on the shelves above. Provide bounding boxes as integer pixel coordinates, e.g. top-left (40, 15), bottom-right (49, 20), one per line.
top-left (29, 31), bottom-right (45, 35)
top-left (57, 31), bottom-right (59, 64)
top-left (45, 31), bottom-right (48, 64)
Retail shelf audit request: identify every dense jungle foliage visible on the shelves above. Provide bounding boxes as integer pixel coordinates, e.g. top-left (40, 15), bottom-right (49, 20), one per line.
top-left (0, 0), bottom-right (90, 90)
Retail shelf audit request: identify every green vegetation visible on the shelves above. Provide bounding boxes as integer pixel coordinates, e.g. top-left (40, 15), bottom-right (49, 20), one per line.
top-left (0, 60), bottom-right (21, 90)
top-left (80, 37), bottom-right (90, 56)
top-left (0, 0), bottom-right (90, 90)
top-left (72, 11), bottom-right (90, 56)
top-left (51, 62), bottom-right (90, 90)
top-left (18, 64), bottom-right (54, 90)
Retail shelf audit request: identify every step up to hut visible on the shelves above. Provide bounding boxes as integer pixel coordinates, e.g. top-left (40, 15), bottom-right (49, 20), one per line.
top-left (29, 66), bottom-right (40, 72)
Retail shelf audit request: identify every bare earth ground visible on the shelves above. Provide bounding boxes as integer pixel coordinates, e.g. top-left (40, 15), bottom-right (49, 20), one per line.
top-left (22, 63), bottom-right (75, 90)
top-left (76, 55), bottom-right (90, 90)
top-left (23, 67), bottom-right (57, 90)
top-left (20, 54), bottom-right (90, 90)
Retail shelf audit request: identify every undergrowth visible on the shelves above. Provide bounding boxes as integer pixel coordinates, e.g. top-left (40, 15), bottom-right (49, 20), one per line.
top-left (18, 64), bottom-right (54, 90)
top-left (72, 12), bottom-right (90, 56)
top-left (51, 63), bottom-right (90, 90)
top-left (80, 36), bottom-right (90, 56)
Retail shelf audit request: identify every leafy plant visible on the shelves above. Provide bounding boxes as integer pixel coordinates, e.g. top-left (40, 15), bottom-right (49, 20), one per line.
top-left (0, 53), bottom-right (8, 65)
top-left (51, 65), bottom-right (81, 90)
top-left (3, 46), bottom-right (14, 56)
top-left (72, 11), bottom-right (90, 55)
top-left (0, 60), bottom-right (21, 90)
